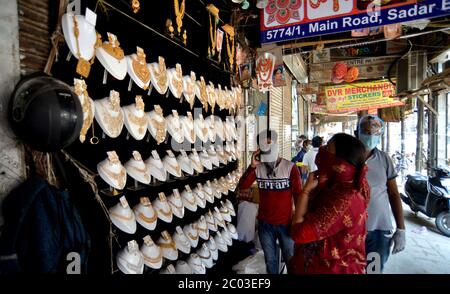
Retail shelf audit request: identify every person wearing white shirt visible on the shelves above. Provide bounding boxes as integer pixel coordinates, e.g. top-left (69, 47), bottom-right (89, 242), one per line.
top-left (301, 136), bottom-right (323, 173)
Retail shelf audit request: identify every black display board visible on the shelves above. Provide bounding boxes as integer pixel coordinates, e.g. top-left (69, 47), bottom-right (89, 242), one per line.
top-left (51, 0), bottom-right (241, 274)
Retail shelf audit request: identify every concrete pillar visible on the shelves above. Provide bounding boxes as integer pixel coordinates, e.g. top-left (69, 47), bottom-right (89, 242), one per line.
top-left (437, 92), bottom-right (447, 166)
top-left (416, 97), bottom-right (424, 172)
top-left (0, 0), bottom-right (26, 228)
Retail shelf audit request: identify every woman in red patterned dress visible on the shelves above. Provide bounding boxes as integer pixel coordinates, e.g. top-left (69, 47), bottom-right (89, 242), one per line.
top-left (289, 133), bottom-right (370, 274)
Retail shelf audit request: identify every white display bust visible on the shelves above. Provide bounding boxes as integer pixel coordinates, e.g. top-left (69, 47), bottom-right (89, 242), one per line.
top-left (144, 150), bottom-right (167, 182)
top-left (187, 253), bottom-right (206, 274)
top-left (157, 230), bottom-right (178, 261)
top-left (116, 240), bottom-right (144, 274)
top-left (147, 105), bottom-right (167, 145)
top-left (167, 189), bottom-right (184, 219)
top-left (197, 243), bottom-right (213, 268)
top-left (189, 149), bottom-right (204, 173)
top-left (177, 150), bottom-right (194, 175)
top-left (181, 185), bottom-right (197, 212)
top-left (124, 151), bottom-right (151, 184)
top-left (167, 63), bottom-right (183, 99)
top-left (163, 150), bottom-right (182, 178)
top-left (95, 32), bottom-right (127, 80)
top-left (205, 115), bottom-right (216, 143)
top-left (97, 151), bottom-right (127, 190)
top-left (62, 12), bottom-right (97, 63)
top-left (148, 56), bottom-right (168, 95)
top-left (153, 192), bottom-right (173, 223)
top-left (183, 223), bottom-right (199, 248)
top-left (109, 196), bottom-right (136, 234)
top-left (180, 112), bottom-right (195, 144)
top-left (194, 114), bottom-right (209, 143)
top-left (172, 226), bottom-right (191, 254)
top-left (182, 71), bottom-right (196, 109)
top-left (94, 90), bottom-right (124, 138)
top-left (73, 78), bottom-right (95, 143)
top-left (126, 46), bottom-right (151, 90)
top-left (140, 235), bottom-right (162, 269)
top-left (123, 95), bottom-right (147, 140)
top-left (133, 197), bottom-right (157, 231)
top-left (166, 109), bottom-right (184, 144)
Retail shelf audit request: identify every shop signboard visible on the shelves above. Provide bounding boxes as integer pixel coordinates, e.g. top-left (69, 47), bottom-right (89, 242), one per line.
top-left (324, 79), bottom-right (403, 113)
top-left (309, 56), bottom-right (398, 83)
top-left (260, 0), bottom-right (450, 44)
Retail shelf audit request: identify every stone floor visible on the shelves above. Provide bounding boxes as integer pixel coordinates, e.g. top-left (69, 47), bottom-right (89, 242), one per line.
top-left (383, 204), bottom-right (450, 274)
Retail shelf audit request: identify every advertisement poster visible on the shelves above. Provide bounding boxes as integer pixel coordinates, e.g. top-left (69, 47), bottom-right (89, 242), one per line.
top-left (239, 63), bottom-right (252, 88)
top-left (272, 64), bottom-right (286, 87)
top-left (324, 79), bottom-right (403, 113)
top-left (260, 0), bottom-right (450, 44)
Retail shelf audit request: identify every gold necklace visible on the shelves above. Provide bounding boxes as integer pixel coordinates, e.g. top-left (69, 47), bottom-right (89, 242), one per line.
top-left (225, 33), bottom-right (235, 71)
top-left (138, 211), bottom-right (157, 223)
top-left (186, 73), bottom-right (196, 109)
top-left (173, 0), bottom-right (185, 35)
top-left (197, 224), bottom-right (208, 234)
top-left (159, 239), bottom-right (176, 250)
top-left (199, 78), bottom-right (208, 111)
top-left (156, 202), bottom-right (172, 218)
top-left (143, 249), bottom-right (162, 264)
top-left (132, 48), bottom-right (150, 85)
top-left (187, 231), bottom-right (199, 241)
top-left (184, 114), bottom-right (195, 140)
top-left (102, 33), bottom-right (124, 60)
top-left (150, 118), bottom-right (166, 144)
top-left (110, 211), bottom-right (133, 221)
top-left (166, 161), bottom-right (182, 175)
top-left (172, 64), bottom-right (183, 97)
top-left (169, 196), bottom-right (183, 209)
top-left (74, 80), bottom-right (93, 143)
top-left (127, 111), bottom-right (147, 134)
top-left (100, 102), bottom-right (123, 137)
top-left (99, 165), bottom-right (126, 188)
top-left (198, 249), bottom-right (211, 260)
top-left (72, 15), bottom-right (91, 78)
top-left (152, 57), bottom-right (168, 91)
top-left (169, 117), bottom-right (183, 135)
top-left (209, 13), bottom-right (217, 57)
top-left (183, 193), bottom-right (197, 206)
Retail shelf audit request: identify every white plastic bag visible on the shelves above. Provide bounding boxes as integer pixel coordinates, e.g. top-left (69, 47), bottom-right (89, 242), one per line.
top-left (232, 250), bottom-right (267, 274)
top-left (236, 201), bottom-right (259, 243)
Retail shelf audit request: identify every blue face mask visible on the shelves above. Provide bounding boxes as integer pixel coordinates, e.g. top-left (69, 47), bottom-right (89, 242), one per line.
top-left (359, 133), bottom-right (381, 150)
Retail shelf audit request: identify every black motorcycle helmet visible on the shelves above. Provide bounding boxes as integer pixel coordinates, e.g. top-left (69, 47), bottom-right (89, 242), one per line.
top-left (8, 72), bottom-right (82, 152)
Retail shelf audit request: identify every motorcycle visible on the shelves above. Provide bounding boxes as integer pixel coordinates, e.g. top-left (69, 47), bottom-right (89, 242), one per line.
top-left (401, 166), bottom-right (450, 237)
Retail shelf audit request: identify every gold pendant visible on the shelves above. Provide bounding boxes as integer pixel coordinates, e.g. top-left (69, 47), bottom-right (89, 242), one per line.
top-left (76, 58), bottom-right (91, 78)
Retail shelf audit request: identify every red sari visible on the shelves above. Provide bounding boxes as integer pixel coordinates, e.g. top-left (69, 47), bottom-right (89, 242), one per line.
top-left (289, 151), bottom-right (370, 274)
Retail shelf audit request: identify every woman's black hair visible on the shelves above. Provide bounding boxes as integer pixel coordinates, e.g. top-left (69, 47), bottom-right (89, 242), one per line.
top-left (329, 133), bottom-right (366, 187)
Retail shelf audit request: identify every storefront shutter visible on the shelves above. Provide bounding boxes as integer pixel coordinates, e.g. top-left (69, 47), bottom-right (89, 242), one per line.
top-left (282, 73), bottom-right (292, 159)
top-left (269, 87), bottom-right (284, 157)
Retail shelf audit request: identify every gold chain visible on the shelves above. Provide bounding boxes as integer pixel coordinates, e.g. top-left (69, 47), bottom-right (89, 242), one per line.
top-left (98, 164), bottom-right (126, 188)
top-left (198, 249), bottom-right (211, 260)
top-left (152, 57), bottom-right (168, 92)
top-left (156, 203), bottom-right (172, 218)
top-left (138, 211), bottom-right (157, 223)
top-left (143, 249), bottom-right (162, 264)
top-left (199, 78), bottom-right (208, 112)
top-left (132, 48), bottom-right (150, 85)
top-left (209, 13), bottom-right (217, 56)
top-left (173, 65), bottom-right (183, 97)
top-left (183, 193), bottom-right (197, 206)
top-left (166, 161), bottom-right (182, 175)
top-left (74, 81), bottom-right (94, 143)
top-left (110, 211), bottom-right (133, 221)
top-left (173, 0), bottom-right (185, 35)
top-left (187, 231), bottom-right (199, 240)
top-left (159, 239), bottom-right (176, 249)
top-left (100, 103), bottom-right (123, 137)
top-left (150, 118), bottom-right (166, 144)
top-left (127, 111), bottom-right (147, 135)
top-left (73, 15), bottom-right (91, 78)
top-left (102, 34), bottom-right (125, 60)
top-left (226, 33), bottom-right (235, 71)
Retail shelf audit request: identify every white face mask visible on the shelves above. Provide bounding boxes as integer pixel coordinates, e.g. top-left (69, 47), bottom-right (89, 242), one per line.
top-left (259, 142), bottom-right (279, 163)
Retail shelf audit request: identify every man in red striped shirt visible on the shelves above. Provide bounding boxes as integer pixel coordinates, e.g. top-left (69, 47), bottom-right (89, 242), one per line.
top-left (239, 130), bottom-right (302, 274)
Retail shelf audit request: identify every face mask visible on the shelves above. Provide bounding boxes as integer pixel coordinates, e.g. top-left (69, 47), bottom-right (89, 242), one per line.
top-left (359, 133), bottom-right (381, 150)
top-left (260, 142), bottom-right (279, 163)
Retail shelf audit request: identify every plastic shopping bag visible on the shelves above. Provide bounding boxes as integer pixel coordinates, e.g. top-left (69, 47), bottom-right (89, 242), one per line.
top-left (236, 201), bottom-right (259, 243)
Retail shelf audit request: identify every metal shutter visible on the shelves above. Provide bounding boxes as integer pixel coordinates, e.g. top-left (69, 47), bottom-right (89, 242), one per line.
top-left (282, 73), bottom-right (292, 159)
top-left (269, 87), bottom-right (284, 158)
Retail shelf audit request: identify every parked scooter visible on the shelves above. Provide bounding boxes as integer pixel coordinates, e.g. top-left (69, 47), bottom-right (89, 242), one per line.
top-left (401, 166), bottom-right (450, 237)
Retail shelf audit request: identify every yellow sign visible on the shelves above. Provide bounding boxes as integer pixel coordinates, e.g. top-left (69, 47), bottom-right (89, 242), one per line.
top-left (324, 80), bottom-right (403, 113)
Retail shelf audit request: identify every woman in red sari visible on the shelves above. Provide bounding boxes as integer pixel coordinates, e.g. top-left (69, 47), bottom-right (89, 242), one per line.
top-left (289, 133), bottom-right (370, 274)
